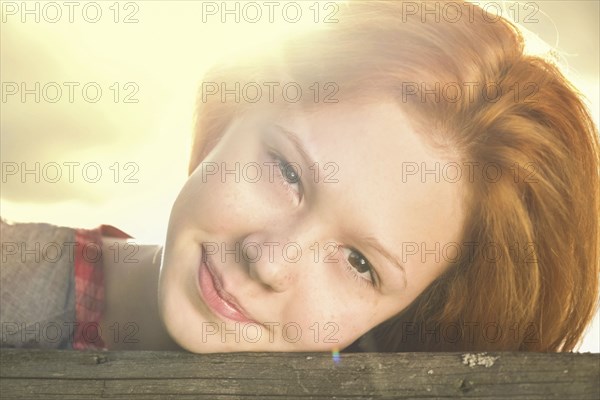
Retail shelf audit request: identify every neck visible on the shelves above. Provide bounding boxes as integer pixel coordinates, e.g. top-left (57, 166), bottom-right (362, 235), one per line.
top-left (99, 238), bottom-right (182, 351)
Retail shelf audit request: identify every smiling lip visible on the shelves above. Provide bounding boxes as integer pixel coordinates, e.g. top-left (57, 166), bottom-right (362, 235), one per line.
top-left (197, 245), bottom-right (256, 324)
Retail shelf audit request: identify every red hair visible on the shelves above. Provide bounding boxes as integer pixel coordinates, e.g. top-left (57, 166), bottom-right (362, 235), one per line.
top-left (190, 1), bottom-right (599, 352)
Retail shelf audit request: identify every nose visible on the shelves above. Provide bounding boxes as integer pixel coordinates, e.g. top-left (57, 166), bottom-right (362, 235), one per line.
top-left (241, 232), bottom-right (305, 292)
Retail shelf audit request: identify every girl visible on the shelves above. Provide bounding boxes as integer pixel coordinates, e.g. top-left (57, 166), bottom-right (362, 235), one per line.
top-left (2, 0), bottom-right (598, 353)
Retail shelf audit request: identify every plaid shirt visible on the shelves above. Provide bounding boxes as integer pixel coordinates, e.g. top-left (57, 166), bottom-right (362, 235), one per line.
top-left (72, 225), bottom-right (131, 350)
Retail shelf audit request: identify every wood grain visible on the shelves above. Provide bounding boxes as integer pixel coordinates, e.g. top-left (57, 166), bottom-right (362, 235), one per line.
top-left (1, 349), bottom-right (598, 399)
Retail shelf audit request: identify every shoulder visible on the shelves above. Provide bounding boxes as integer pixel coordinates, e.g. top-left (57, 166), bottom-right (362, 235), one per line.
top-left (1, 218), bottom-right (76, 273)
top-left (0, 217), bottom-right (76, 283)
top-left (0, 218), bottom-right (77, 348)
top-left (1, 217), bottom-right (75, 244)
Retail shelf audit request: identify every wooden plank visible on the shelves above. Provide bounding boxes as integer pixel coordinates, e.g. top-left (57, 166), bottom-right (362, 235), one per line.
top-left (1, 349), bottom-right (598, 399)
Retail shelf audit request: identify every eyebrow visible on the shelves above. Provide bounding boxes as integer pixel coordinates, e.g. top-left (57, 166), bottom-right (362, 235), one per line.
top-left (360, 236), bottom-right (408, 290)
top-left (271, 124), bottom-right (316, 169)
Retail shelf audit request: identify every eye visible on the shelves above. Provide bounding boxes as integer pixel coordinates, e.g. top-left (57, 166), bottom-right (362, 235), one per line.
top-left (341, 247), bottom-right (377, 287)
top-left (270, 152), bottom-right (303, 202)
top-left (279, 158), bottom-right (300, 184)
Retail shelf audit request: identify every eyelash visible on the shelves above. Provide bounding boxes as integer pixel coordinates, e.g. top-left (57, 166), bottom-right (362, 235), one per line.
top-left (340, 247), bottom-right (378, 289)
top-left (270, 152), bottom-right (303, 202)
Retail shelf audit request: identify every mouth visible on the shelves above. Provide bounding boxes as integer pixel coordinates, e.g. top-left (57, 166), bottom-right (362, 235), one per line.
top-left (196, 244), bottom-right (257, 324)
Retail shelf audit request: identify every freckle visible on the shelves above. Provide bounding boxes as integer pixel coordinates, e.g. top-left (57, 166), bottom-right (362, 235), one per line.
top-left (563, 369), bottom-right (568, 374)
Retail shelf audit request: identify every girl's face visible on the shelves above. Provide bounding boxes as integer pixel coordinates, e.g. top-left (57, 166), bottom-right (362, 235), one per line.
top-left (159, 101), bottom-right (465, 353)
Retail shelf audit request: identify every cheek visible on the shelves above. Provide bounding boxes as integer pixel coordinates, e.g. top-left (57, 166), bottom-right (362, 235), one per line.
top-left (172, 148), bottom-right (267, 234)
top-left (278, 287), bottom-right (377, 350)
top-left (184, 172), bottom-right (250, 231)
top-left (173, 144), bottom-right (295, 236)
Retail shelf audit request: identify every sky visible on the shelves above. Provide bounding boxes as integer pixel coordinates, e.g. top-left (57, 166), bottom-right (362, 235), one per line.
top-left (1, 0), bottom-right (599, 352)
